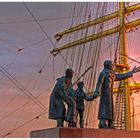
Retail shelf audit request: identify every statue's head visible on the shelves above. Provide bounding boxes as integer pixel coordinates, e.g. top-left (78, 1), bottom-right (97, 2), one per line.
top-left (65, 68), bottom-right (74, 78)
top-left (77, 81), bottom-right (84, 89)
top-left (104, 60), bottom-right (114, 70)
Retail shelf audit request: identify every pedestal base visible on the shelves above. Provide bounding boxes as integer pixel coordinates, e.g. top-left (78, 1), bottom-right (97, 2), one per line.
top-left (30, 127), bottom-right (140, 138)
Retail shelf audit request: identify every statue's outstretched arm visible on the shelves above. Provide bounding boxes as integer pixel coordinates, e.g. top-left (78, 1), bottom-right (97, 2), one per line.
top-left (115, 66), bottom-right (140, 81)
top-left (115, 71), bottom-right (133, 81)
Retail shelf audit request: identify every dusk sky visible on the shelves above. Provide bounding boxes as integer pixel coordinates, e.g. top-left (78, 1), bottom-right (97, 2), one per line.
top-left (0, 2), bottom-right (140, 137)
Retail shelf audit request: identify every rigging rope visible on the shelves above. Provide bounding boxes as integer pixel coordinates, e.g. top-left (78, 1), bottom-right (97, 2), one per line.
top-left (22, 2), bottom-right (80, 81)
top-left (0, 94), bottom-right (18, 114)
top-left (77, 8), bottom-right (91, 78)
top-left (84, 2), bottom-right (102, 127)
top-left (0, 38), bottom-right (18, 49)
top-left (14, 106), bottom-right (26, 129)
top-left (17, 38), bottom-right (48, 52)
top-left (0, 65), bottom-right (48, 113)
top-left (0, 13), bottom-right (97, 25)
top-left (22, 118), bottom-right (38, 137)
top-left (0, 53), bottom-right (19, 81)
top-left (0, 53), bottom-right (51, 116)
top-left (69, 2), bottom-right (77, 68)
top-left (1, 112), bottom-right (46, 138)
top-left (0, 84), bottom-right (53, 123)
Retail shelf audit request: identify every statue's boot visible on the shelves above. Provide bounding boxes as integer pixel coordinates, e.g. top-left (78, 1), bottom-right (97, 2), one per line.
top-left (68, 122), bottom-right (76, 127)
top-left (57, 119), bottom-right (64, 127)
top-left (99, 119), bottom-right (109, 129)
top-left (68, 122), bottom-right (72, 127)
top-left (80, 119), bottom-right (84, 128)
top-left (108, 120), bottom-right (115, 129)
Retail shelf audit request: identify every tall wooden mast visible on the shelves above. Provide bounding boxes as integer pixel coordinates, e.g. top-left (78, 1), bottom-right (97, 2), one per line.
top-left (118, 2), bottom-right (131, 129)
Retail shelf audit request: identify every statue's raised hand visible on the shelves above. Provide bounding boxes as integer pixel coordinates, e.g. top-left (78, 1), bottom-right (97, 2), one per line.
top-left (133, 66), bottom-right (140, 73)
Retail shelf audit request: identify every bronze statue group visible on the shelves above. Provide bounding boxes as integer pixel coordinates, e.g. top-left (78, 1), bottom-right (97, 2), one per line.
top-left (49, 60), bottom-right (140, 129)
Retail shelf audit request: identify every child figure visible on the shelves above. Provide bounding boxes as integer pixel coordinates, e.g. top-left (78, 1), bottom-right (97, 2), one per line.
top-left (75, 81), bottom-right (95, 128)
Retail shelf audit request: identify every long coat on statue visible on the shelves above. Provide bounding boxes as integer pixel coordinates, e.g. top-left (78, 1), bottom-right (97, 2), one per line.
top-left (95, 69), bottom-right (133, 120)
top-left (49, 76), bottom-right (73, 120)
top-left (65, 88), bottom-right (76, 122)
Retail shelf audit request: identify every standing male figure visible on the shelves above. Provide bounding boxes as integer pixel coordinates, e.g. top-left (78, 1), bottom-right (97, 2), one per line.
top-left (48, 68), bottom-right (74, 127)
top-left (93, 60), bottom-right (140, 129)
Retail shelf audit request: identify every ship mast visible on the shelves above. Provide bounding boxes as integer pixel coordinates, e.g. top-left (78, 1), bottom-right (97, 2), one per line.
top-left (118, 2), bottom-right (131, 129)
top-left (51, 2), bottom-right (140, 129)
